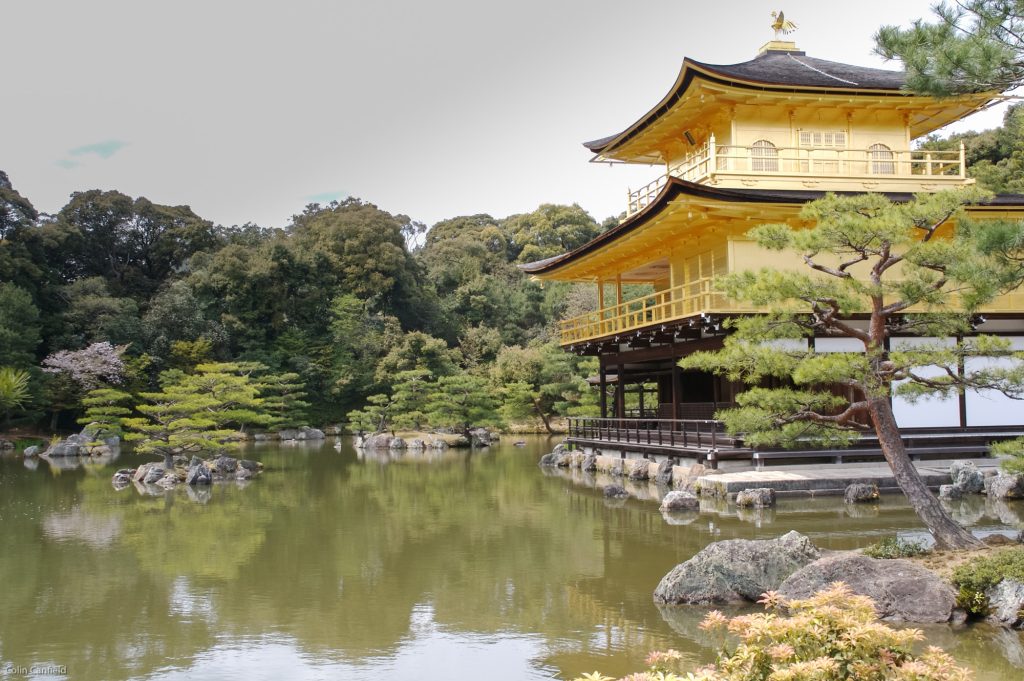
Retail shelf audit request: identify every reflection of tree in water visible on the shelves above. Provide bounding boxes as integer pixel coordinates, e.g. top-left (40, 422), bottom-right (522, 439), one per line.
top-left (3, 443), bottom-right (1024, 681)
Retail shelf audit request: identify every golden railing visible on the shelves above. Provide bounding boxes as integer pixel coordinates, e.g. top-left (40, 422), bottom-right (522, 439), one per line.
top-left (559, 282), bottom-right (1024, 346)
top-left (624, 135), bottom-right (967, 216)
top-left (559, 278), bottom-right (753, 345)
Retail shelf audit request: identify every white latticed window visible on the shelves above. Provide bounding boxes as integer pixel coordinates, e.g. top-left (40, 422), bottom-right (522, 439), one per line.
top-left (869, 143), bottom-right (895, 174)
top-left (798, 130), bottom-right (847, 148)
top-left (751, 140), bottom-right (779, 172)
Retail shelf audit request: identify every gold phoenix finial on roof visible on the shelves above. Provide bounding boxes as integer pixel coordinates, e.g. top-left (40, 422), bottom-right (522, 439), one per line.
top-left (770, 11), bottom-right (797, 39)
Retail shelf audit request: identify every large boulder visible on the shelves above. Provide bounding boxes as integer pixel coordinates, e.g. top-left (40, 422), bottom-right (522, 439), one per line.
top-left (44, 436), bottom-right (87, 457)
top-left (986, 579), bottom-right (1024, 628)
top-left (238, 459), bottom-right (261, 472)
top-left (654, 531), bottom-right (820, 605)
top-left (628, 458), bottom-right (650, 480)
top-left (953, 462), bottom-right (986, 494)
top-left (987, 473), bottom-right (1024, 499)
top-left (581, 453), bottom-right (598, 472)
top-left (143, 466), bottom-right (166, 485)
top-left (660, 491), bottom-right (699, 512)
top-left (538, 443), bottom-right (568, 466)
top-left (388, 437), bottom-right (407, 450)
top-left (735, 488), bottom-right (776, 508)
top-left (186, 463), bottom-right (212, 485)
top-left (22, 445), bottom-right (40, 458)
top-left (844, 483), bottom-right (879, 504)
top-left (469, 427), bottom-right (492, 446)
top-left (654, 459), bottom-right (674, 486)
top-left (362, 433), bottom-right (394, 449)
top-left (277, 429), bottom-right (300, 441)
top-left (132, 463), bottom-right (153, 483)
top-left (779, 553), bottom-right (957, 622)
top-left (299, 426), bottom-right (325, 440)
top-left (213, 456), bottom-right (238, 474)
top-left (407, 439), bottom-right (425, 450)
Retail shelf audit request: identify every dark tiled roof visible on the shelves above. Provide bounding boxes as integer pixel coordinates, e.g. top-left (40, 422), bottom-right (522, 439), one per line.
top-left (517, 179), bottom-right (1024, 275)
top-left (693, 50), bottom-right (906, 91)
top-left (584, 50), bottom-right (907, 154)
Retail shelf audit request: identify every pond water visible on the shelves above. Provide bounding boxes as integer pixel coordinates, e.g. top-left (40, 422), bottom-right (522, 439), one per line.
top-left (1, 436), bottom-right (1022, 681)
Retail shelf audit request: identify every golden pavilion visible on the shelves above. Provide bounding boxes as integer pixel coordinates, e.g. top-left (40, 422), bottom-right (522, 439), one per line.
top-left (521, 30), bottom-right (1024, 468)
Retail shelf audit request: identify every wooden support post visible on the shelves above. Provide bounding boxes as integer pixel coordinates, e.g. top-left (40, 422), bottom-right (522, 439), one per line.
top-left (671, 362), bottom-right (681, 421)
top-left (599, 362), bottom-right (607, 419)
top-left (616, 363), bottom-right (625, 422)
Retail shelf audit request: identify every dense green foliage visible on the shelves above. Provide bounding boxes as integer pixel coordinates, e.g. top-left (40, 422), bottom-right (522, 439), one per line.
top-left (951, 547), bottom-right (1024, 614)
top-left (918, 103), bottom-right (1024, 194)
top-left (876, 0), bottom-right (1024, 96)
top-left (0, 171), bottom-right (605, 432)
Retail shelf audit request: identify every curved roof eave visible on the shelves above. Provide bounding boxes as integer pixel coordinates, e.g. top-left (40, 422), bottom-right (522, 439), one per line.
top-left (583, 52), bottom-right (923, 157)
top-left (518, 179), bottom-right (1024, 277)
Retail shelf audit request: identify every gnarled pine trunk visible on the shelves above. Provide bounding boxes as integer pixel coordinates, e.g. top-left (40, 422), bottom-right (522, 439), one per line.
top-left (867, 397), bottom-right (982, 550)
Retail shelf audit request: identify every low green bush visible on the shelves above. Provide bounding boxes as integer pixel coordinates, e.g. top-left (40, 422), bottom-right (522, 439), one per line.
top-left (861, 536), bottom-right (929, 559)
top-left (951, 547), bottom-right (1024, 615)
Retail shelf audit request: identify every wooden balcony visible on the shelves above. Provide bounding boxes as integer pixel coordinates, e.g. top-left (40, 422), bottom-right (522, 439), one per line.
top-left (560, 281), bottom-right (1024, 347)
top-left (559, 278), bottom-right (757, 345)
top-left (626, 135), bottom-right (968, 216)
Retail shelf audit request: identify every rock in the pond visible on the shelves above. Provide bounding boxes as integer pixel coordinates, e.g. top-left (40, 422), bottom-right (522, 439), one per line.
top-left (253, 433), bottom-right (272, 441)
top-left (430, 438), bottom-right (448, 450)
top-left (954, 462), bottom-right (986, 494)
top-left (988, 473), bottom-right (1024, 499)
top-left (172, 454), bottom-right (189, 467)
top-left (112, 469), bottom-right (132, 488)
top-left (735, 488), bottom-right (776, 508)
top-left (939, 484), bottom-right (964, 500)
top-left (555, 450), bottom-right (573, 467)
top-left (514, 440), bottom-right (526, 447)
top-left (132, 463), bottom-right (152, 483)
top-left (156, 474), bottom-right (177, 489)
top-left (469, 427), bottom-right (492, 446)
top-left (299, 426), bottom-right (325, 440)
top-left (628, 458), bottom-right (650, 480)
top-left (239, 459), bottom-right (261, 472)
top-left (44, 437), bottom-right (86, 457)
top-left (0, 439), bottom-right (13, 451)
top-left (362, 433), bottom-right (394, 449)
top-left (388, 437), bottom-right (406, 450)
top-left (213, 456), bottom-right (238, 474)
top-left (144, 466), bottom-right (166, 485)
top-left (186, 463), bottom-right (212, 485)
top-left (844, 483), bottom-right (879, 504)
top-left (660, 491), bottom-right (699, 512)
top-left (407, 438), bottom-right (425, 450)
top-left (655, 459), bottom-right (674, 486)
top-left (235, 467), bottom-right (253, 480)
top-left (654, 531), bottom-right (819, 605)
top-left (603, 484), bottom-right (629, 499)
top-left (323, 424), bottom-right (342, 436)
top-left (277, 428), bottom-right (300, 441)
top-left (779, 553), bottom-right (956, 622)
top-left (581, 453), bottom-right (597, 472)
top-left (23, 445), bottom-right (40, 458)
top-left (986, 579), bottom-right (1024, 628)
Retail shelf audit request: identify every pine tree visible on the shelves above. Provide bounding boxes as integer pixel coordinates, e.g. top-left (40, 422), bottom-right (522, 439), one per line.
top-left (123, 362), bottom-right (271, 467)
top-left (389, 369), bottom-right (434, 432)
top-left (681, 188), bottom-right (1024, 549)
top-left (426, 373), bottom-right (499, 437)
top-left (256, 371), bottom-right (310, 430)
top-left (346, 394), bottom-right (392, 434)
top-left (77, 387), bottom-right (132, 441)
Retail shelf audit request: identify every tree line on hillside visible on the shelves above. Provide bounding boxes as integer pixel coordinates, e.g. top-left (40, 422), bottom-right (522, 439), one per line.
top-left (0, 172), bottom-right (613, 437)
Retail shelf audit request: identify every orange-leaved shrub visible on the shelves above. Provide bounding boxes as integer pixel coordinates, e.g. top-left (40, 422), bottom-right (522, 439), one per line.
top-left (571, 583), bottom-right (971, 681)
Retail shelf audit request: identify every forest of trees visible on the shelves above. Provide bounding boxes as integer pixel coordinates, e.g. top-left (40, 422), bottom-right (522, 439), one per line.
top-left (0, 171), bottom-right (612, 435)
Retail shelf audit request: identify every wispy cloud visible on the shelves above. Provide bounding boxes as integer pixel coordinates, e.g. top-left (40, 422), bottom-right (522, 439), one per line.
top-left (68, 139), bottom-right (129, 159)
top-left (305, 190), bottom-right (347, 204)
top-left (55, 159), bottom-right (80, 170)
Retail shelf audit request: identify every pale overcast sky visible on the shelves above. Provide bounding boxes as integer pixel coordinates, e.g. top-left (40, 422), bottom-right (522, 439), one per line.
top-left (1, 0), bottom-right (1009, 229)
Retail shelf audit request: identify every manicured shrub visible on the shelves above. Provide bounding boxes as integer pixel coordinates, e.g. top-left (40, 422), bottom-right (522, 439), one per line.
top-left (951, 547), bottom-right (1024, 615)
top-left (861, 536), bottom-right (929, 559)
top-left (572, 583), bottom-right (971, 681)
